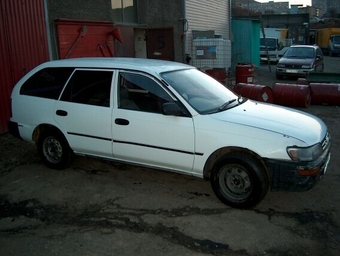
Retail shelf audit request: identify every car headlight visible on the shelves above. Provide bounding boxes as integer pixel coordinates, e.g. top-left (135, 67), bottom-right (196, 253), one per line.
top-left (287, 143), bottom-right (323, 161)
top-left (302, 64), bottom-right (312, 69)
top-left (276, 64), bottom-right (285, 68)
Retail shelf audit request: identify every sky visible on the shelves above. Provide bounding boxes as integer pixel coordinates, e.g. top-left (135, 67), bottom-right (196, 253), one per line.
top-left (256, 0), bottom-right (312, 7)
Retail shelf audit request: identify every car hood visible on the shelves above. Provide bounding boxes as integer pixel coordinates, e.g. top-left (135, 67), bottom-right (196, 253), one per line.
top-left (211, 100), bottom-right (327, 145)
top-left (278, 57), bottom-right (313, 65)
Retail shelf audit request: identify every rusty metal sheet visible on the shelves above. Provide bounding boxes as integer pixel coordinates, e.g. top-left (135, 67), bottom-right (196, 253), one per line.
top-left (55, 19), bottom-right (120, 59)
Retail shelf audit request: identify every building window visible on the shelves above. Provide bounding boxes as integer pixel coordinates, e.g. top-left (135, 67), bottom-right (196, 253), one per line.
top-left (111, 0), bottom-right (137, 23)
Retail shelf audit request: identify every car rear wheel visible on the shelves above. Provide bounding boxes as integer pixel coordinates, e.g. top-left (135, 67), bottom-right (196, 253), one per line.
top-left (37, 129), bottom-right (73, 169)
top-left (210, 153), bottom-right (269, 209)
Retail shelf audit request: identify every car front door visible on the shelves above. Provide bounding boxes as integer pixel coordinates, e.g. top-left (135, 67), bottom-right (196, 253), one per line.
top-left (112, 71), bottom-right (195, 174)
top-left (54, 69), bottom-right (114, 158)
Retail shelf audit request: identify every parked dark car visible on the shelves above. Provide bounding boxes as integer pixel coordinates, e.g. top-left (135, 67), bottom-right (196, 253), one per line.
top-left (276, 45), bottom-right (324, 79)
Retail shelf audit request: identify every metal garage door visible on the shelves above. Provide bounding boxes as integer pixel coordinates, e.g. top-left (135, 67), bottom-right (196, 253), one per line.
top-left (147, 28), bottom-right (174, 61)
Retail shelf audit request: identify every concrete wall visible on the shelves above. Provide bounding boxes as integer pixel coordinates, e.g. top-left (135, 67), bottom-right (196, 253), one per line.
top-left (46, 0), bottom-right (112, 59)
top-left (46, 0), bottom-right (185, 61)
top-left (46, 0), bottom-right (229, 63)
top-left (47, 0), bottom-right (111, 21)
top-left (137, 0), bottom-right (185, 62)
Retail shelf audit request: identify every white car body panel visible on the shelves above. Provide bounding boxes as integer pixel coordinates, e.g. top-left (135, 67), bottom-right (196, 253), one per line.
top-left (54, 100), bottom-right (113, 158)
top-left (11, 95), bottom-right (56, 142)
top-left (212, 100), bottom-right (326, 145)
top-left (112, 109), bottom-right (195, 174)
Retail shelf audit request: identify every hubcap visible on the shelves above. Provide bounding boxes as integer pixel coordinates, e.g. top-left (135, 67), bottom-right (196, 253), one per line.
top-left (43, 136), bottom-right (63, 163)
top-left (219, 165), bottom-right (252, 200)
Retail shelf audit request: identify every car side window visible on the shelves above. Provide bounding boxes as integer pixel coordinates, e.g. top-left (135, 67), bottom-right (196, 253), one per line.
top-left (118, 72), bottom-right (173, 113)
top-left (20, 67), bottom-right (74, 99)
top-left (317, 48), bottom-right (323, 57)
top-left (60, 70), bottom-right (113, 107)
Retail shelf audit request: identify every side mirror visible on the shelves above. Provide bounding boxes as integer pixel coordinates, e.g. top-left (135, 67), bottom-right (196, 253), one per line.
top-left (162, 102), bottom-right (185, 116)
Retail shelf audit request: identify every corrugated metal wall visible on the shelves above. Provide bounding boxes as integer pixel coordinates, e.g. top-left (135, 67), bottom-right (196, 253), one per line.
top-left (0, 6), bottom-right (12, 135)
top-left (231, 19), bottom-right (260, 70)
top-left (185, 0), bottom-right (229, 57)
top-left (0, 0), bottom-right (49, 134)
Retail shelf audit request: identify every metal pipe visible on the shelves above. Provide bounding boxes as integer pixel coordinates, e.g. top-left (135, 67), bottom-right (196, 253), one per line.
top-left (44, 0), bottom-right (53, 60)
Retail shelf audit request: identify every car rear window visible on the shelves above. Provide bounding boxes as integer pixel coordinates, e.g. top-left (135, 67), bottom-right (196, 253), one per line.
top-left (20, 67), bottom-right (74, 99)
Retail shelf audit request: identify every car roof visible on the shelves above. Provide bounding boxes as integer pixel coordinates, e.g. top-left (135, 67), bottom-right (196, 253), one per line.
top-left (290, 45), bottom-right (319, 49)
top-left (38, 57), bottom-right (194, 74)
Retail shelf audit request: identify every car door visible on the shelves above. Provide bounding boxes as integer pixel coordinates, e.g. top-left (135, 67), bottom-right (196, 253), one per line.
top-left (316, 47), bottom-right (324, 71)
top-left (54, 69), bottom-right (114, 158)
top-left (112, 71), bottom-right (195, 174)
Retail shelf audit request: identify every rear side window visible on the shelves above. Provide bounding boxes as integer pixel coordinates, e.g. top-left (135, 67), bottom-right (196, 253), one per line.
top-left (60, 70), bottom-right (113, 107)
top-left (20, 67), bottom-right (74, 99)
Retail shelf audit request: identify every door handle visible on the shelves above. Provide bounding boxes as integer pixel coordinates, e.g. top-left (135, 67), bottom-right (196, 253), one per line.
top-left (115, 118), bottom-right (129, 125)
top-left (56, 110), bottom-right (68, 116)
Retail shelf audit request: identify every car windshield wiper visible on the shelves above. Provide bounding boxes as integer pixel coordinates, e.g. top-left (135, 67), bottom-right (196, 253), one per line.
top-left (219, 98), bottom-right (237, 111)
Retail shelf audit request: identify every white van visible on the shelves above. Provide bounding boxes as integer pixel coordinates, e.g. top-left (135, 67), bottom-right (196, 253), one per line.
top-left (8, 58), bottom-right (331, 208)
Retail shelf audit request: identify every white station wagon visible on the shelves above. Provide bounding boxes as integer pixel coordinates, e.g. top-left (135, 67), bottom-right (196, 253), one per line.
top-left (8, 58), bottom-right (331, 208)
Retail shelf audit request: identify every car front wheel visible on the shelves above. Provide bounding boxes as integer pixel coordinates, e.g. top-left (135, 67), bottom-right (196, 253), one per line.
top-left (37, 129), bottom-right (73, 169)
top-left (210, 153), bottom-right (269, 209)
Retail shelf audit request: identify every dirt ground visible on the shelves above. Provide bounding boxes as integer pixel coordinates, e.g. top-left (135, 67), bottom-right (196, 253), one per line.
top-left (1, 57), bottom-right (340, 256)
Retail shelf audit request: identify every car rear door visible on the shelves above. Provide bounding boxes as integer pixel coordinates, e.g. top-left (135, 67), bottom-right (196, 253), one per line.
top-left (111, 71), bottom-right (195, 174)
top-left (54, 69), bottom-right (114, 158)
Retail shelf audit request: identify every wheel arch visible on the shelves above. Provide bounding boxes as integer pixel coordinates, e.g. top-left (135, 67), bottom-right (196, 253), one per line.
top-left (203, 147), bottom-right (268, 180)
top-left (32, 124), bottom-right (67, 144)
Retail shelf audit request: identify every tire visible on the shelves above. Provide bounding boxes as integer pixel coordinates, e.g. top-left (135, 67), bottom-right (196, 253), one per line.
top-left (210, 153), bottom-right (269, 209)
top-left (37, 129), bottom-right (74, 169)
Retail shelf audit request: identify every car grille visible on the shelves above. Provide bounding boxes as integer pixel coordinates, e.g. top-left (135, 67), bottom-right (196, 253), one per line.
top-left (285, 64), bottom-right (303, 69)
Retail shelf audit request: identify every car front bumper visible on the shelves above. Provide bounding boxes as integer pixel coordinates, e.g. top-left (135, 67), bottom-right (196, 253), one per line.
top-left (276, 68), bottom-right (314, 77)
top-left (264, 150), bottom-right (331, 191)
top-left (330, 49), bottom-right (340, 54)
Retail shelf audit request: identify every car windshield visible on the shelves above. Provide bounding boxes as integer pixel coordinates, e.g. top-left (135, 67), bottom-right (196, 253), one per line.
top-left (161, 69), bottom-right (242, 114)
top-left (284, 47), bottom-right (315, 58)
top-left (260, 38), bottom-right (277, 48)
top-left (334, 36), bottom-right (340, 44)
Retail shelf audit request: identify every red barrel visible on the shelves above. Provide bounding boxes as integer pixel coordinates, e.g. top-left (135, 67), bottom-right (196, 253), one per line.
top-left (233, 83), bottom-right (273, 103)
top-left (273, 83), bottom-right (311, 108)
top-left (205, 68), bottom-right (227, 85)
top-left (236, 63), bottom-right (254, 84)
top-left (310, 83), bottom-right (340, 105)
top-left (296, 78), bottom-right (309, 85)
